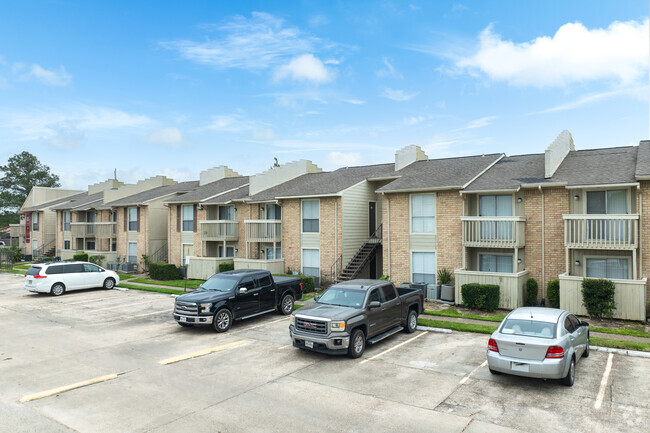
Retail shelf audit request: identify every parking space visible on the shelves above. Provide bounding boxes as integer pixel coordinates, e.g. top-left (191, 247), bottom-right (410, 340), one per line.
top-left (1, 272), bottom-right (648, 432)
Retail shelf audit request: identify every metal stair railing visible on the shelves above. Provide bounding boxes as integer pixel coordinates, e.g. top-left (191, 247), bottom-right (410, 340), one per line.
top-left (336, 224), bottom-right (382, 282)
top-left (149, 242), bottom-right (168, 263)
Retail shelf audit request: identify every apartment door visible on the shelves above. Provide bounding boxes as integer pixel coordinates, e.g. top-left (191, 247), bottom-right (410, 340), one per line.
top-left (369, 202), bottom-right (376, 236)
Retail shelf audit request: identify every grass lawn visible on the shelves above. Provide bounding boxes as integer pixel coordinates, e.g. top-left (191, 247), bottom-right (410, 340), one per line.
top-left (117, 274), bottom-right (137, 281)
top-left (129, 278), bottom-right (205, 289)
top-left (423, 308), bottom-right (506, 323)
top-left (590, 336), bottom-right (650, 353)
top-left (1, 268), bottom-right (27, 275)
top-left (590, 326), bottom-right (650, 339)
top-left (300, 291), bottom-right (324, 301)
top-left (117, 282), bottom-right (185, 295)
top-left (418, 317), bottom-right (498, 334)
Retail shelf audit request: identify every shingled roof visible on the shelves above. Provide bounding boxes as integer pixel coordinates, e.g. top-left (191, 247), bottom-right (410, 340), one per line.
top-left (377, 153), bottom-right (503, 193)
top-left (247, 163), bottom-right (397, 202)
top-left (19, 192), bottom-right (87, 213)
top-left (104, 181), bottom-right (200, 207)
top-left (635, 140), bottom-right (650, 179)
top-left (50, 192), bottom-right (104, 211)
top-left (164, 176), bottom-right (249, 204)
top-left (463, 154), bottom-right (548, 192)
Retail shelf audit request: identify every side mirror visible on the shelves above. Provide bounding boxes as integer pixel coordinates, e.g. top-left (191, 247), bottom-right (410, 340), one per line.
top-left (238, 287), bottom-right (248, 295)
top-left (314, 295), bottom-right (321, 302)
top-left (368, 301), bottom-right (381, 309)
top-left (580, 320), bottom-right (589, 327)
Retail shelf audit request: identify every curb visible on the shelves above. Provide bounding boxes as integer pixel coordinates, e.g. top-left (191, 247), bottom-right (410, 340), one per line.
top-left (590, 345), bottom-right (650, 359)
top-left (417, 325), bottom-right (453, 334)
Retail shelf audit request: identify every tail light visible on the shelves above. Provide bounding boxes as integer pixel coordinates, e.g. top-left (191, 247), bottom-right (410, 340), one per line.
top-left (33, 274), bottom-right (47, 279)
top-left (545, 346), bottom-right (565, 358)
top-left (487, 338), bottom-right (499, 352)
top-left (299, 282), bottom-right (303, 291)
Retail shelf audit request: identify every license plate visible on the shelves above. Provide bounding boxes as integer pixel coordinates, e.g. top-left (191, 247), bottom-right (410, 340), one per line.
top-left (511, 362), bottom-right (530, 372)
top-left (179, 316), bottom-right (187, 322)
top-left (28, 279), bottom-right (32, 284)
top-left (305, 341), bottom-right (314, 349)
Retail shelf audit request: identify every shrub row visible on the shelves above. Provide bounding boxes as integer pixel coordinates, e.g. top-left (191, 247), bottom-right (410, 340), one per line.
top-left (218, 262), bottom-right (234, 273)
top-left (274, 274), bottom-right (315, 293)
top-left (149, 262), bottom-right (182, 280)
top-left (73, 253), bottom-right (89, 262)
top-left (546, 280), bottom-right (560, 308)
top-left (461, 283), bottom-right (500, 312)
top-left (525, 278), bottom-right (538, 306)
top-left (581, 278), bottom-right (616, 318)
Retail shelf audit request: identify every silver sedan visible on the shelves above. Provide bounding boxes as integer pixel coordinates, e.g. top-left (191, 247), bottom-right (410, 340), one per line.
top-left (486, 307), bottom-right (589, 386)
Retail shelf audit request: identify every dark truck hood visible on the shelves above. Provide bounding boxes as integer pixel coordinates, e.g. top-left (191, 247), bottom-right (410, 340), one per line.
top-left (177, 289), bottom-right (232, 304)
top-left (295, 303), bottom-right (361, 321)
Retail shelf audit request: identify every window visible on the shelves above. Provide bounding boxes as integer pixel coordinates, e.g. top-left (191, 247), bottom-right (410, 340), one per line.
top-left (239, 277), bottom-right (255, 290)
top-left (479, 254), bottom-right (513, 273)
top-left (586, 190), bottom-right (627, 214)
top-left (64, 264), bottom-right (84, 273)
top-left (63, 211), bottom-right (71, 231)
top-left (182, 205), bottom-right (194, 231)
top-left (218, 205), bottom-right (235, 220)
top-left (266, 248), bottom-right (282, 260)
top-left (368, 288), bottom-right (382, 304)
top-left (128, 207), bottom-right (138, 231)
top-left (266, 204), bottom-right (281, 220)
top-left (256, 275), bottom-right (272, 288)
top-left (218, 245), bottom-right (235, 258)
top-left (380, 285), bottom-right (397, 301)
top-left (411, 194), bottom-right (435, 233)
top-left (563, 317), bottom-right (575, 333)
top-left (32, 212), bottom-right (39, 231)
top-left (302, 200), bottom-right (319, 233)
top-left (412, 252), bottom-right (436, 284)
top-left (46, 266), bottom-right (64, 275)
top-left (302, 249), bottom-right (320, 286)
top-left (479, 195), bottom-right (513, 216)
top-left (86, 240), bottom-right (95, 250)
top-left (87, 211), bottom-right (97, 223)
top-left (112, 241), bottom-right (117, 252)
top-left (64, 240), bottom-right (71, 250)
top-left (83, 264), bottom-right (101, 272)
top-left (586, 258), bottom-right (629, 280)
top-left (128, 242), bottom-right (137, 264)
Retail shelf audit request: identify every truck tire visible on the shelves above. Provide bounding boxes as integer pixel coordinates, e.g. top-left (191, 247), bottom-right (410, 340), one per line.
top-left (278, 293), bottom-right (294, 315)
top-left (405, 309), bottom-right (418, 333)
top-left (213, 308), bottom-right (232, 333)
top-left (348, 329), bottom-right (366, 359)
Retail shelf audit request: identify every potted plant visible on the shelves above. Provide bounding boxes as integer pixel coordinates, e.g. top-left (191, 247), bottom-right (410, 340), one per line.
top-left (438, 268), bottom-right (455, 302)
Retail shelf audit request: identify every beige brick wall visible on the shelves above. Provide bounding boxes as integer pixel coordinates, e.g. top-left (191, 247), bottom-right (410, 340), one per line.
top-left (169, 205), bottom-right (181, 266)
top-left (382, 193), bottom-right (410, 284)
top-left (282, 199), bottom-right (301, 273)
top-left (436, 190), bottom-right (463, 276)
top-left (640, 181), bottom-right (650, 314)
top-left (319, 197), bottom-right (343, 283)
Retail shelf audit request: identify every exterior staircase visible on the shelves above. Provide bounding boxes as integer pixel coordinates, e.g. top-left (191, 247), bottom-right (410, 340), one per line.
top-left (335, 224), bottom-right (382, 283)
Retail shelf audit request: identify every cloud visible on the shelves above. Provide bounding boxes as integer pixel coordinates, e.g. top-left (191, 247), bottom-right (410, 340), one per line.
top-left (252, 128), bottom-right (276, 140)
top-left (457, 19), bottom-right (649, 87)
top-left (461, 115), bottom-right (497, 130)
top-left (382, 88), bottom-right (417, 101)
top-left (27, 64), bottom-right (72, 86)
top-left (204, 114), bottom-right (254, 132)
top-left (161, 12), bottom-right (319, 71)
top-left (274, 54), bottom-right (332, 83)
top-left (376, 57), bottom-right (402, 79)
top-left (527, 87), bottom-right (648, 115)
top-left (403, 116), bottom-right (427, 126)
top-left (325, 151), bottom-right (363, 167)
top-left (342, 98), bottom-right (365, 105)
top-left (145, 127), bottom-right (185, 147)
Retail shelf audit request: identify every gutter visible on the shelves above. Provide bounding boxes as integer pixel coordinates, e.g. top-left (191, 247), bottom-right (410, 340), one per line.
top-left (539, 185), bottom-right (545, 305)
top-left (565, 182), bottom-right (640, 190)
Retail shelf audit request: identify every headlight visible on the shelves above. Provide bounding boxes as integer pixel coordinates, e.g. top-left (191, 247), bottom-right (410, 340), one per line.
top-left (330, 321), bottom-right (345, 332)
top-left (199, 303), bottom-right (212, 314)
top-left (289, 315), bottom-right (295, 326)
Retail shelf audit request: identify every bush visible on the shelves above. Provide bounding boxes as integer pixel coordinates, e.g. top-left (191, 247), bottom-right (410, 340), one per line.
top-left (274, 274), bottom-right (315, 293)
top-left (219, 262), bottom-right (234, 273)
top-left (461, 283), bottom-right (500, 312)
top-left (547, 280), bottom-right (560, 308)
top-left (9, 245), bottom-right (22, 262)
top-left (581, 279), bottom-right (616, 318)
top-left (149, 262), bottom-right (182, 280)
top-left (40, 257), bottom-right (56, 262)
top-left (525, 278), bottom-right (538, 306)
top-left (437, 268), bottom-right (452, 285)
top-left (73, 253), bottom-right (89, 262)
top-left (89, 255), bottom-right (105, 267)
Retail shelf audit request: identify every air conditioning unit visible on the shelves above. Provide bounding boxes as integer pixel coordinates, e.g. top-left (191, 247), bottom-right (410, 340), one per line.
top-left (121, 262), bottom-right (135, 272)
top-left (107, 262), bottom-right (118, 271)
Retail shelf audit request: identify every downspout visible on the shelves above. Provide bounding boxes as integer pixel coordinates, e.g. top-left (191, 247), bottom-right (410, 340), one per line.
top-left (638, 185), bottom-right (642, 280)
top-left (386, 193), bottom-right (391, 278)
top-left (335, 199), bottom-right (338, 277)
top-left (167, 205), bottom-right (171, 265)
top-left (539, 185), bottom-right (545, 305)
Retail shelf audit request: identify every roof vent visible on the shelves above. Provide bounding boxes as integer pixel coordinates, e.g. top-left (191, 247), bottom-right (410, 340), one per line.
top-left (545, 130), bottom-right (574, 178)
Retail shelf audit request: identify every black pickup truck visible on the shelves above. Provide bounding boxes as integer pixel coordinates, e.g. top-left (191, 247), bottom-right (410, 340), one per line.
top-left (173, 269), bottom-right (302, 332)
top-left (290, 279), bottom-right (424, 358)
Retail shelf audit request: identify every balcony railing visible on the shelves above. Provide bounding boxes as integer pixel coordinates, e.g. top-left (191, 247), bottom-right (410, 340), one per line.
top-left (9, 224), bottom-right (25, 237)
top-left (245, 219), bottom-right (282, 243)
top-left (70, 222), bottom-right (117, 238)
top-left (563, 214), bottom-right (638, 250)
top-left (461, 216), bottom-right (526, 248)
top-left (200, 220), bottom-right (239, 241)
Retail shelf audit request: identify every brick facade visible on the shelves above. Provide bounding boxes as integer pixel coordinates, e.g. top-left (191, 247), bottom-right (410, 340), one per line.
top-left (319, 197), bottom-right (343, 283)
top-left (436, 190), bottom-right (463, 276)
top-left (281, 199), bottom-right (301, 273)
top-left (640, 181), bottom-right (650, 314)
top-left (382, 193), bottom-right (410, 284)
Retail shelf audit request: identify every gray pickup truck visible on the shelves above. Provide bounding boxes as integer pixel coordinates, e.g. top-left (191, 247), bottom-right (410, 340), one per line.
top-left (289, 279), bottom-right (424, 358)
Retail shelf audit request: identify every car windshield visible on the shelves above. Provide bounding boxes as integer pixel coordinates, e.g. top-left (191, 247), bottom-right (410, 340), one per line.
top-left (500, 318), bottom-right (556, 339)
top-left (317, 288), bottom-right (365, 308)
top-left (199, 275), bottom-right (238, 292)
top-left (26, 266), bottom-right (42, 276)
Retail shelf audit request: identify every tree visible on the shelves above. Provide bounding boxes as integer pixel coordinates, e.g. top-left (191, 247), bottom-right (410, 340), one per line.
top-left (0, 151), bottom-right (60, 214)
top-left (271, 157), bottom-right (280, 168)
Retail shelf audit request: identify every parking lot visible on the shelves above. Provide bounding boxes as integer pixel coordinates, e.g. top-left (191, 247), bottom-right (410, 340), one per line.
top-left (0, 272), bottom-right (648, 433)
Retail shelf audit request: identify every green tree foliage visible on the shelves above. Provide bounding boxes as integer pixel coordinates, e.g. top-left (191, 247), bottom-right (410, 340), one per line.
top-left (0, 152), bottom-right (61, 213)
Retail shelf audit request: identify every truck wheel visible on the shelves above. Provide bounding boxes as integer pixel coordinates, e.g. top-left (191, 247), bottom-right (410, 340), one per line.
top-left (279, 294), bottom-right (294, 315)
top-left (348, 329), bottom-right (366, 359)
top-left (213, 309), bottom-right (232, 333)
top-left (405, 310), bottom-right (418, 333)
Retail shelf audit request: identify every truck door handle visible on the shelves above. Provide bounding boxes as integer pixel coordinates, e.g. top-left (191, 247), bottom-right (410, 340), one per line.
top-left (271, 289), bottom-right (275, 292)
top-left (254, 293), bottom-right (259, 297)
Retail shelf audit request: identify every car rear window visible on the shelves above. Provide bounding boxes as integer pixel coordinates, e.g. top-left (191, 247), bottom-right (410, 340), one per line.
top-left (25, 266), bottom-right (42, 276)
top-left (45, 265), bottom-right (64, 275)
top-left (500, 318), bottom-right (556, 339)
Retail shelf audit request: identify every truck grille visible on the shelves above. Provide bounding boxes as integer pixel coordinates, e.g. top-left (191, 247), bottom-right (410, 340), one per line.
top-left (175, 301), bottom-right (198, 316)
top-left (295, 317), bottom-right (328, 335)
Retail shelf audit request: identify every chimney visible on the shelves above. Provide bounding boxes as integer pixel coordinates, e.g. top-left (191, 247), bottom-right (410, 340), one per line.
top-left (395, 145), bottom-right (427, 171)
top-left (545, 130), bottom-right (574, 178)
top-left (199, 166), bottom-right (241, 186)
top-left (249, 160), bottom-right (322, 196)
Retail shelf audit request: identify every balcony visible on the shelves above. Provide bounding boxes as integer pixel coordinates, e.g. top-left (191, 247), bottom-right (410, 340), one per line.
top-left (244, 220), bottom-right (282, 243)
top-left (200, 220), bottom-right (239, 241)
top-left (461, 216), bottom-right (526, 248)
top-left (70, 222), bottom-right (117, 238)
top-left (563, 214), bottom-right (638, 250)
top-left (558, 273), bottom-right (647, 321)
top-left (455, 269), bottom-right (530, 310)
top-left (9, 224), bottom-right (25, 237)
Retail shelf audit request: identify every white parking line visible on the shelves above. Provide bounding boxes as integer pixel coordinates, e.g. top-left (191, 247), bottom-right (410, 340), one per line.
top-left (459, 360), bottom-right (488, 384)
top-left (359, 332), bottom-right (427, 365)
top-left (595, 353), bottom-right (614, 410)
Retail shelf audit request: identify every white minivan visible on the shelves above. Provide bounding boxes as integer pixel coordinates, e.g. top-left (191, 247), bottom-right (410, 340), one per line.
top-left (24, 261), bottom-right (120, 296)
